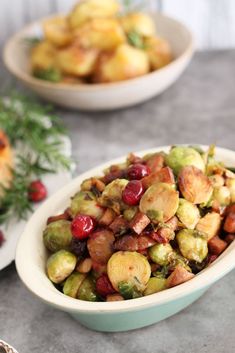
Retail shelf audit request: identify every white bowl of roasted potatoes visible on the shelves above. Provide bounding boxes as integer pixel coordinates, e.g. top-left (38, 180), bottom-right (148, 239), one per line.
top-left (3, 0), bottom-right (194, 111)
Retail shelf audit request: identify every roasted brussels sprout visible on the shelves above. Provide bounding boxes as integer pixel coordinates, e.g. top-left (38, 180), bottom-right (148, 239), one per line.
top-left (74, 18), bottom-right (126, 50)
top-left (68, 0), bottom-right (120, 29)
top-left (148, 243), bottom-right (174, 266)
top-left (178, 166), bottom-right (213, 204)
top-left (107, 251), bottom-right (151, 292)
top-left (94, 44), bottom-right (149, 83)
top-left (118, 281), bottom-right (142, 299)
top-left (47, 250), bottom-right (77, 284)
top-left (57, 45), bottom-right (98, 77)
top-left (98, 178), bottom-right (128, 213)
top-left (145, 36), bottom-right (172, 70)
top-left (121, 12), bottom-right (156, 37)
top-left (139, 182), bottom-right (179, 223)
top-left (144, 277), bottom-right (166, 296)
top-left (176, 229), bottom-right (208, 263)
top-left (77, 276), bottom-right (98, 301)
top-left (176, 198), bottom-right (200, 229)
top-left (212, 186), bottom-right (231, 206)
top-left (70, 191), bottom-right (104, 219)
top-left (43, 16), bottom-right (73, 47)
top-left (165, 146), bottom-right (205, 175)
top-left (43, 220), bottom-right (72, 252)
top-left (63, 272), bottom-right (87, 298)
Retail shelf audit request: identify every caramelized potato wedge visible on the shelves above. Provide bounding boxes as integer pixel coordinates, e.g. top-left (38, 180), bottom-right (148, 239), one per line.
top-left (68, 0), bottom-right (120, 29)
top-left (94, 44), bottom-right (149, 83)
top-left (87, 229), bottom-right (115, 264)
top-left (196, 212), bottom-right (221, 240)
top-left (74, 18), bottom-right (126, 50)
top-left (178, 166), bottom-right (213, 204)
top-left (145, 36), bottom-right (172, 70)
top-left (43, 16), bottom-right (73, 47)
top-left (166, 266), bottom-right (195, 288)
top-left (57, 44), bottom-right (98, 77)
top-left (121, 12), bottom-right (156, 37)
top-left (142, 167), bottom-right (175, 189)
top-left (139, 182), bottom-right (179, 223)
top-left (107, 251), bottom-right (151, 291)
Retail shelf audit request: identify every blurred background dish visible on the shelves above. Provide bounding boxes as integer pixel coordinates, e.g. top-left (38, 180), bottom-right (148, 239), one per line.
top-left (3, 12), bottom-right (194, 110)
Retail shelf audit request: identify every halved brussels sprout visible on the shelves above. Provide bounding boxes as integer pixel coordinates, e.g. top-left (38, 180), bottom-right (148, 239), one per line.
top-left (68, 0), bottom-right (120, 29)
top-left (176, 229), bottom-right (208, 263)
top-left (47, 250), bottom-right (77, 284)
top-left (212, 186), bottom-right (231, 206)
top-left (70, 191), bottom-right (104, 219)
top-left (121, 12), bottom-right (156, 37)
top-left (148, 243), bottom-right (174, 266)
top-left (98, 178), bottom-right (128, 213)
top-left (63, 272), bottom-right (87, 298)
top-left (144, 277), bottom-right (166, 296)
top-left (165, 146), bottom-right (205, 175)
top-left (43, 220), bottom-right (72, 252)
top-left (139, 182), bottom-right (179, 223)
top-left (77, 276), bottom-right (98, 301)
top-left (196, 212), bottom-right (221, 241)
top-left (107, 251), bottom-right (151, 292)
top-left (176, 199), bottom-right (200, 229)
top-left (178, 166), bottom-right (213, 204)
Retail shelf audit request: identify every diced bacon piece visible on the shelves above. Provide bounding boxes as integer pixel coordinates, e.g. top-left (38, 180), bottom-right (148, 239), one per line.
top-left (99, 208), bottom-right (117, 226)
top-left (151, 216), bottom-right (178, 243)
top-left (142, 167), bottom-right (175, 189)
top-left (109, 215), bottom-right (128, 234)
top-left (224, 212), bottom-right (235, 233)
top-left (96, 274), bottom-right (116, 297)
top-left (130, 212), bottom-right (150, 234)
top-left (92, 260), bottom-right (107, 276)
top-left (166, 266), bottom-right (195, 288)
top-left (114, 235), bottom-right (138, 251)
top-left (224, 234), bottom-right (235, 244)
top-left (208, 236), bottom-right (227, 255)
top-left (137, 235), bottom-right (156, 250)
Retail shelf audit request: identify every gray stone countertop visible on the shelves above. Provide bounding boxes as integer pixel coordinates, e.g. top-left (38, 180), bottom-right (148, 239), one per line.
top-left (0, 50), bottom-right (235, 353)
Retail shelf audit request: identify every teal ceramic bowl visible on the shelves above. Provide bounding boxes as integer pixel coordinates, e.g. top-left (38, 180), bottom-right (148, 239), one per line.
top-left (16, 145), bottom-right (235, 332)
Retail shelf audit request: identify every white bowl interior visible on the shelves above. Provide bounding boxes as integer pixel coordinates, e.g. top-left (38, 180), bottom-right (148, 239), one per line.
top-left (4, 13), bottom-right (193, 88)
top-left (16, 146), bottom-right (235, 313)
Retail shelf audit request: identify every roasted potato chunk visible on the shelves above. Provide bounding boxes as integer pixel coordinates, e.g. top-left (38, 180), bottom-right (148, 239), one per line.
top-left (43, 16), bottom-right (73, 47)
top-left (74, 18), bottom-right (126, 50)
top-left (68, 0), bottom-right (120, 29)
top-left (139, 182), bottom-right (179, 223)
top-left (57, 44), bottom-right (98, 77)
top-left (196, 212), bottom-right (221, 241)
top-left (94, 44), bottom-right (149, 83)
top-left (121, 12), bottom-right (156, 37)
top-left (178, 166), bottom-right (213, 204)
top-left (31, 40), bottom-right (57, 71)
top-left (145, 36), bottom-right (172, 70)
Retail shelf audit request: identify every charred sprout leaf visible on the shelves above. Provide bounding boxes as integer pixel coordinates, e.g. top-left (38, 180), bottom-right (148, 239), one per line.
top-left (152, 265), bottom-right (169, 279)
top-left (33, 67), bottom-right (62, 83)
top-left (118, 281), bottom-right (142, 299)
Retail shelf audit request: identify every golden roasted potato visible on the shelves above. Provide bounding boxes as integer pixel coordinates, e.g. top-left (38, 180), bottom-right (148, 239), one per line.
top-left (0, 130), bottom-right (14, 195)
top-left (74, 18), bottom-right (126, 50)
top-left (43, 16), bottom-right (73, 47)
top-left (31, 40), bottom-right (57, 71)
top-left (145, 36), bottom-right (172, 70)
top-left (57, 44), bottom-right (98, 77)
top-left (68, 0), bottom-right (120, 29)
top-left (94, 44), bottom-right (150, 83)
top-left (120, 12), bottom-right (156, 37)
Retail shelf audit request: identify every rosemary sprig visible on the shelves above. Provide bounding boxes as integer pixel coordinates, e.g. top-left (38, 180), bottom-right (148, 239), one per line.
top-left (0, 93), bottom-right (72, 225)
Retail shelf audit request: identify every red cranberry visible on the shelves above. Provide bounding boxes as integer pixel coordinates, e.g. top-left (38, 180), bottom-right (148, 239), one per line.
top-left (127, 164), bottom-right (150, 180)
top-left (96, 274), bottom-right (116, 297)
top-left (28, 180), bottom-right (47, 202)
top-left (71, 214), bottom-right (95, 240)
top-left (0, 230), bottom-right (5, 247)
top-left (122, 180), bottom-right (144, 206)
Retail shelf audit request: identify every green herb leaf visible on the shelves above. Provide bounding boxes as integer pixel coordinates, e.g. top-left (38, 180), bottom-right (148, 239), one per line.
top-left (127, 30), bottom-right (145, 49)
top-left (33, 68), bottom-right (62, 83)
